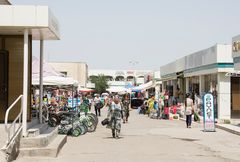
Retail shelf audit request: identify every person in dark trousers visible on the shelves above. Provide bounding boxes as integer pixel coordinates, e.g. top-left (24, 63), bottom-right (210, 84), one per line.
top-left (185, 93), bottom-right (194, 128)
top-left (94, 94), bottom-right (102, 116)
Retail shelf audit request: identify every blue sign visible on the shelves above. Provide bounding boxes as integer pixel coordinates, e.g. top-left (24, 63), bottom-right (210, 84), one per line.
top-left (203, 93), bottom-right (215, 132)
top-left (68, 98), bottom-right (81, 107)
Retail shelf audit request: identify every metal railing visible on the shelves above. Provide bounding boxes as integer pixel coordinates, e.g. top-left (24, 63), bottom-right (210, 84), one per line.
top-left (4, 95), bottom-right (23, 145)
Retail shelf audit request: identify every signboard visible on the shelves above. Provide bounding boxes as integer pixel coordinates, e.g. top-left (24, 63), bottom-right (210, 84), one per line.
top-left (68, 98), bottom-right (81, 108)
top-left (203, 93), bottom-right (215, 132)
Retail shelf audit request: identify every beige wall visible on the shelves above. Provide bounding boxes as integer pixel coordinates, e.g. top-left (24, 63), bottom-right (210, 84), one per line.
top-left (0, 36), bottom-right (32, 121)
top-left (49, 62), bottom-right (88, 87)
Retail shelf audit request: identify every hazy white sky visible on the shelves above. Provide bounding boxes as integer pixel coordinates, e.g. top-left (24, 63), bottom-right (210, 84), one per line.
top-left (11, 0), bottom-right (240, 70)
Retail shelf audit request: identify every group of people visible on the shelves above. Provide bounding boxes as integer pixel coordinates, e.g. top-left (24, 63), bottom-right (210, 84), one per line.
top-left (136, 90), bottom-right (197, 129)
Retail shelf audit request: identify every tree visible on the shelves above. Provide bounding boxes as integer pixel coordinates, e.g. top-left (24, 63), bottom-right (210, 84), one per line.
top-left (91, 74), bottom-right (108, 94)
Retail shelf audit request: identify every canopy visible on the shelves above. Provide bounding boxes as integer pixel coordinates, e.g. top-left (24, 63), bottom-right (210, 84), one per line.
top-left (32, 76), bottom-right (78, 86)
top-left (132, 81), bottom-right (155, 91)
top-left (106, 87), bottom-right (128, 93)
top-left (79, 87), bottom-right (95, 92)
top-left (32, 56), bottom-right (63, 78)
top-left (32, 56), bottom-right (78, 86)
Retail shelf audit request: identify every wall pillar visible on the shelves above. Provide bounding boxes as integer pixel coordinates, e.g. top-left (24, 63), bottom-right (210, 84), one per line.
top-left (199, 75), bottom-right (205, 96)
top-left (217, 73), bottom-right (231, 120)
top-left (22, 29), bottom-right (28, 137)
top-left (39, 40), bottom-right (44, 124)
top-left (185, 77), bottom-right (189, 93)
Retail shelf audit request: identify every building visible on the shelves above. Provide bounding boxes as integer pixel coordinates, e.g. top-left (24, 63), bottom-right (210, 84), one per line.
top-left (49, 62), bottom-right (88, 88)
top-left (88, 69), bottom-right (151, 88)
top-left (0, 0), bottom-right (60, 160)
top-left (160, 44), bottom-right (234, 120)
top-left (232, 35), bottom-right (240, 118)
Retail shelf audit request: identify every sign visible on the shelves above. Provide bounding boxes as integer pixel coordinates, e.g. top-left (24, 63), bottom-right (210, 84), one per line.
top-left (203, 93), bottom-right (215, 132)
top-left (68, 98), bottom-right (81, 108)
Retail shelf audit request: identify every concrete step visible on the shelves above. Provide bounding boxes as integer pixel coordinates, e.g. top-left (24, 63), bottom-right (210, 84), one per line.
top-left (19, 135), bottom-right (67, 158)
top-left (27, 123), bottom-right (49, 137)
top-left (20, 127), bottom-right (57, 148)
top-left (0, 150), bottom-right (7, 162)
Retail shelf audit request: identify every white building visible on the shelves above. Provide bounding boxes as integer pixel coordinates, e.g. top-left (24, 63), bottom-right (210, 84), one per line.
top-left (160, 44), bottom-right (234, 120)
top-left (88, 69), bottom-right (151, 88)
top-left (49, 62), bottom-right (88, 88)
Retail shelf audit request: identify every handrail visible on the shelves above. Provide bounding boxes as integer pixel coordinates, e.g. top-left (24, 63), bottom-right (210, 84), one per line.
top-left (4, 94), bottom-right (23, 145)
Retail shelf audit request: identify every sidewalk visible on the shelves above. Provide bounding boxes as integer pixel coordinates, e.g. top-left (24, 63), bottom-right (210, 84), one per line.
top-left (180, 116), bottom-right (240, 136)
top-left (216, 124), bottom-right (240, 136)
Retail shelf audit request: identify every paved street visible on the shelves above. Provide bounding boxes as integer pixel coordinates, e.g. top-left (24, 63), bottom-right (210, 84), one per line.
top-left (16, 109), bottom-right (240, 162)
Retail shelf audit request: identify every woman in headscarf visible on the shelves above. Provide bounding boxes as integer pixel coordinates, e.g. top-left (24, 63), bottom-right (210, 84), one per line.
top-left (122, 94), bottom-right (130, 123)
top-left (109, 96), bottom-right (122, 138)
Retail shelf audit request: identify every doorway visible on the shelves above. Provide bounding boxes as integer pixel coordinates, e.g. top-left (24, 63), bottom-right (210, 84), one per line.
top-left (0, 50), bottom-right (9, 113)
top-left (231, 77), bottom-right (240, 119)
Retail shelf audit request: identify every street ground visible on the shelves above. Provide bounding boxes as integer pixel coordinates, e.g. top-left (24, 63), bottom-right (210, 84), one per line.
top-left (15, 109), bottom-right (240, 162)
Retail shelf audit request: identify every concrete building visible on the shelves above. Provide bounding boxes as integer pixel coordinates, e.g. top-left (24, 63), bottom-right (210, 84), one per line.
top-left (0, 1), bottom-right (65, 161)
top-left (160, 44), bottom-right (234, 120)
top-left (232, 35), bottom-right (240, 118)
top-left (88, 69), bottom-right (151, 88)
top-left (49, 62), bottom-right (88, 88)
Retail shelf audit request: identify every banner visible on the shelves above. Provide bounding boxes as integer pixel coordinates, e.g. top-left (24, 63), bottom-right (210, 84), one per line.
top-left (203, 93), bottom-right (215, 132)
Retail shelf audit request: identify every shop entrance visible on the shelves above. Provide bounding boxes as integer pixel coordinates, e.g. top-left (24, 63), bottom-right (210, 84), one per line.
top-left (231, 77), bottom-right (240, 119)
top-left (0, 50), bottom-right (9, 118)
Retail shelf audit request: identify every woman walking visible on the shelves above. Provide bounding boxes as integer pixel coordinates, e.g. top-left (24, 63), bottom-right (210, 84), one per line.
top-left (122, 94), bottom-right (130, 123)
top-left (109, 96), bottom-right (122, 138)
top-left (185, 93), bottom-right (194, 128)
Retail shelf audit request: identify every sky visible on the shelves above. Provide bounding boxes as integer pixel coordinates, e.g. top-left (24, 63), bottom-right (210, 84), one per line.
top-left (11, 0), bottom-right (240, 70)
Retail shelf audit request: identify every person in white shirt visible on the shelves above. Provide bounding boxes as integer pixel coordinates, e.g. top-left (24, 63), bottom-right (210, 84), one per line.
top-left (94, 94), bottom-right (102, 116)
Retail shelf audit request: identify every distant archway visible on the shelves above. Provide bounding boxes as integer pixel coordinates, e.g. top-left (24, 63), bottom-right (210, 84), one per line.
top-left (115, 76), bottom-right (125, 81)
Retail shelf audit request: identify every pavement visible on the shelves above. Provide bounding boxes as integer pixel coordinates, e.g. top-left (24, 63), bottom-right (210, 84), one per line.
top-left (14, 109), bottom-right (240, 162)
top-left (216, 124), bottom-right (240, 136)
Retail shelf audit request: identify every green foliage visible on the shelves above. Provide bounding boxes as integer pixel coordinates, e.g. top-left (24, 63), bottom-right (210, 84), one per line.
top-left (223, 119), bottom-right (231, 124)
top-left (91, 74), bottom-right (108, 94)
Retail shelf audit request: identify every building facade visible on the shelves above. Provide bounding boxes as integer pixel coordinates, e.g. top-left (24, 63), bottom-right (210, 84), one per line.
top-left (49, 62), bottom-right (88, 88)
top-left (88, 69), bottom-right (151, 88)
top-left (160, 44), bottom-right (234, 120)
top-left (232, 35), bottom-right (240, 118)
top-left (0, 4), bottom-right (60, 122)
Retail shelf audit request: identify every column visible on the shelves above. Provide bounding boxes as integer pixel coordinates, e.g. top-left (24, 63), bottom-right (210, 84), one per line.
top-left (173, 79), bottom-right (177, 97)
top-left (22, 29), bottom-right (28, 137)
top-left (217, 73), bottom-right (231, 120)
top-left (185, 77), bottom-right (189, 93)
top-left (199, 75), bottom-right (205, 96)
top-left (39, 40), bottom-right (44, 124)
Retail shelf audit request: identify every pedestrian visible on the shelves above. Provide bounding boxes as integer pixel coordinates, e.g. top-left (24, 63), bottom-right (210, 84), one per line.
top-left (108, 96), bottom-right (122, 138)
top-left (94, 94), bottom-right (102, 116)
top-left (147, 95), bottom-right (155, 117)
top-left (122, 94), bottom-right (130, 123)
top-left (185, 93), bottom-right (194, 128)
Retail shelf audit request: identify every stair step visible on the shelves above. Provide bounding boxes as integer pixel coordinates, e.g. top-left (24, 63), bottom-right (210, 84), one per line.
top-left (19, 135), bottom-right (67, 158)
top-left (20, 127), bottom-right (57, 148)
top-left (27, 124), bottom-right (49, 137)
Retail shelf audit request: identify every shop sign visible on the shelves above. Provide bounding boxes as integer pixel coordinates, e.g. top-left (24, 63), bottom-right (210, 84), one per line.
top-left (203, 93), bottom-right (215, 132)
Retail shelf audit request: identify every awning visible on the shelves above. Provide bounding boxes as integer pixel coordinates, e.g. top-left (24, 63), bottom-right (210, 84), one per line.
top-left (0, 5), bottom-right (60, 40)
top-left (132, 81), bottom-right (155, 91)
top-left (32, 76), bottom-right (78, 86)
top-left (106, 87), bottom-right (128, 93)
top-left (79, 87), bottom-right (95, 93)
